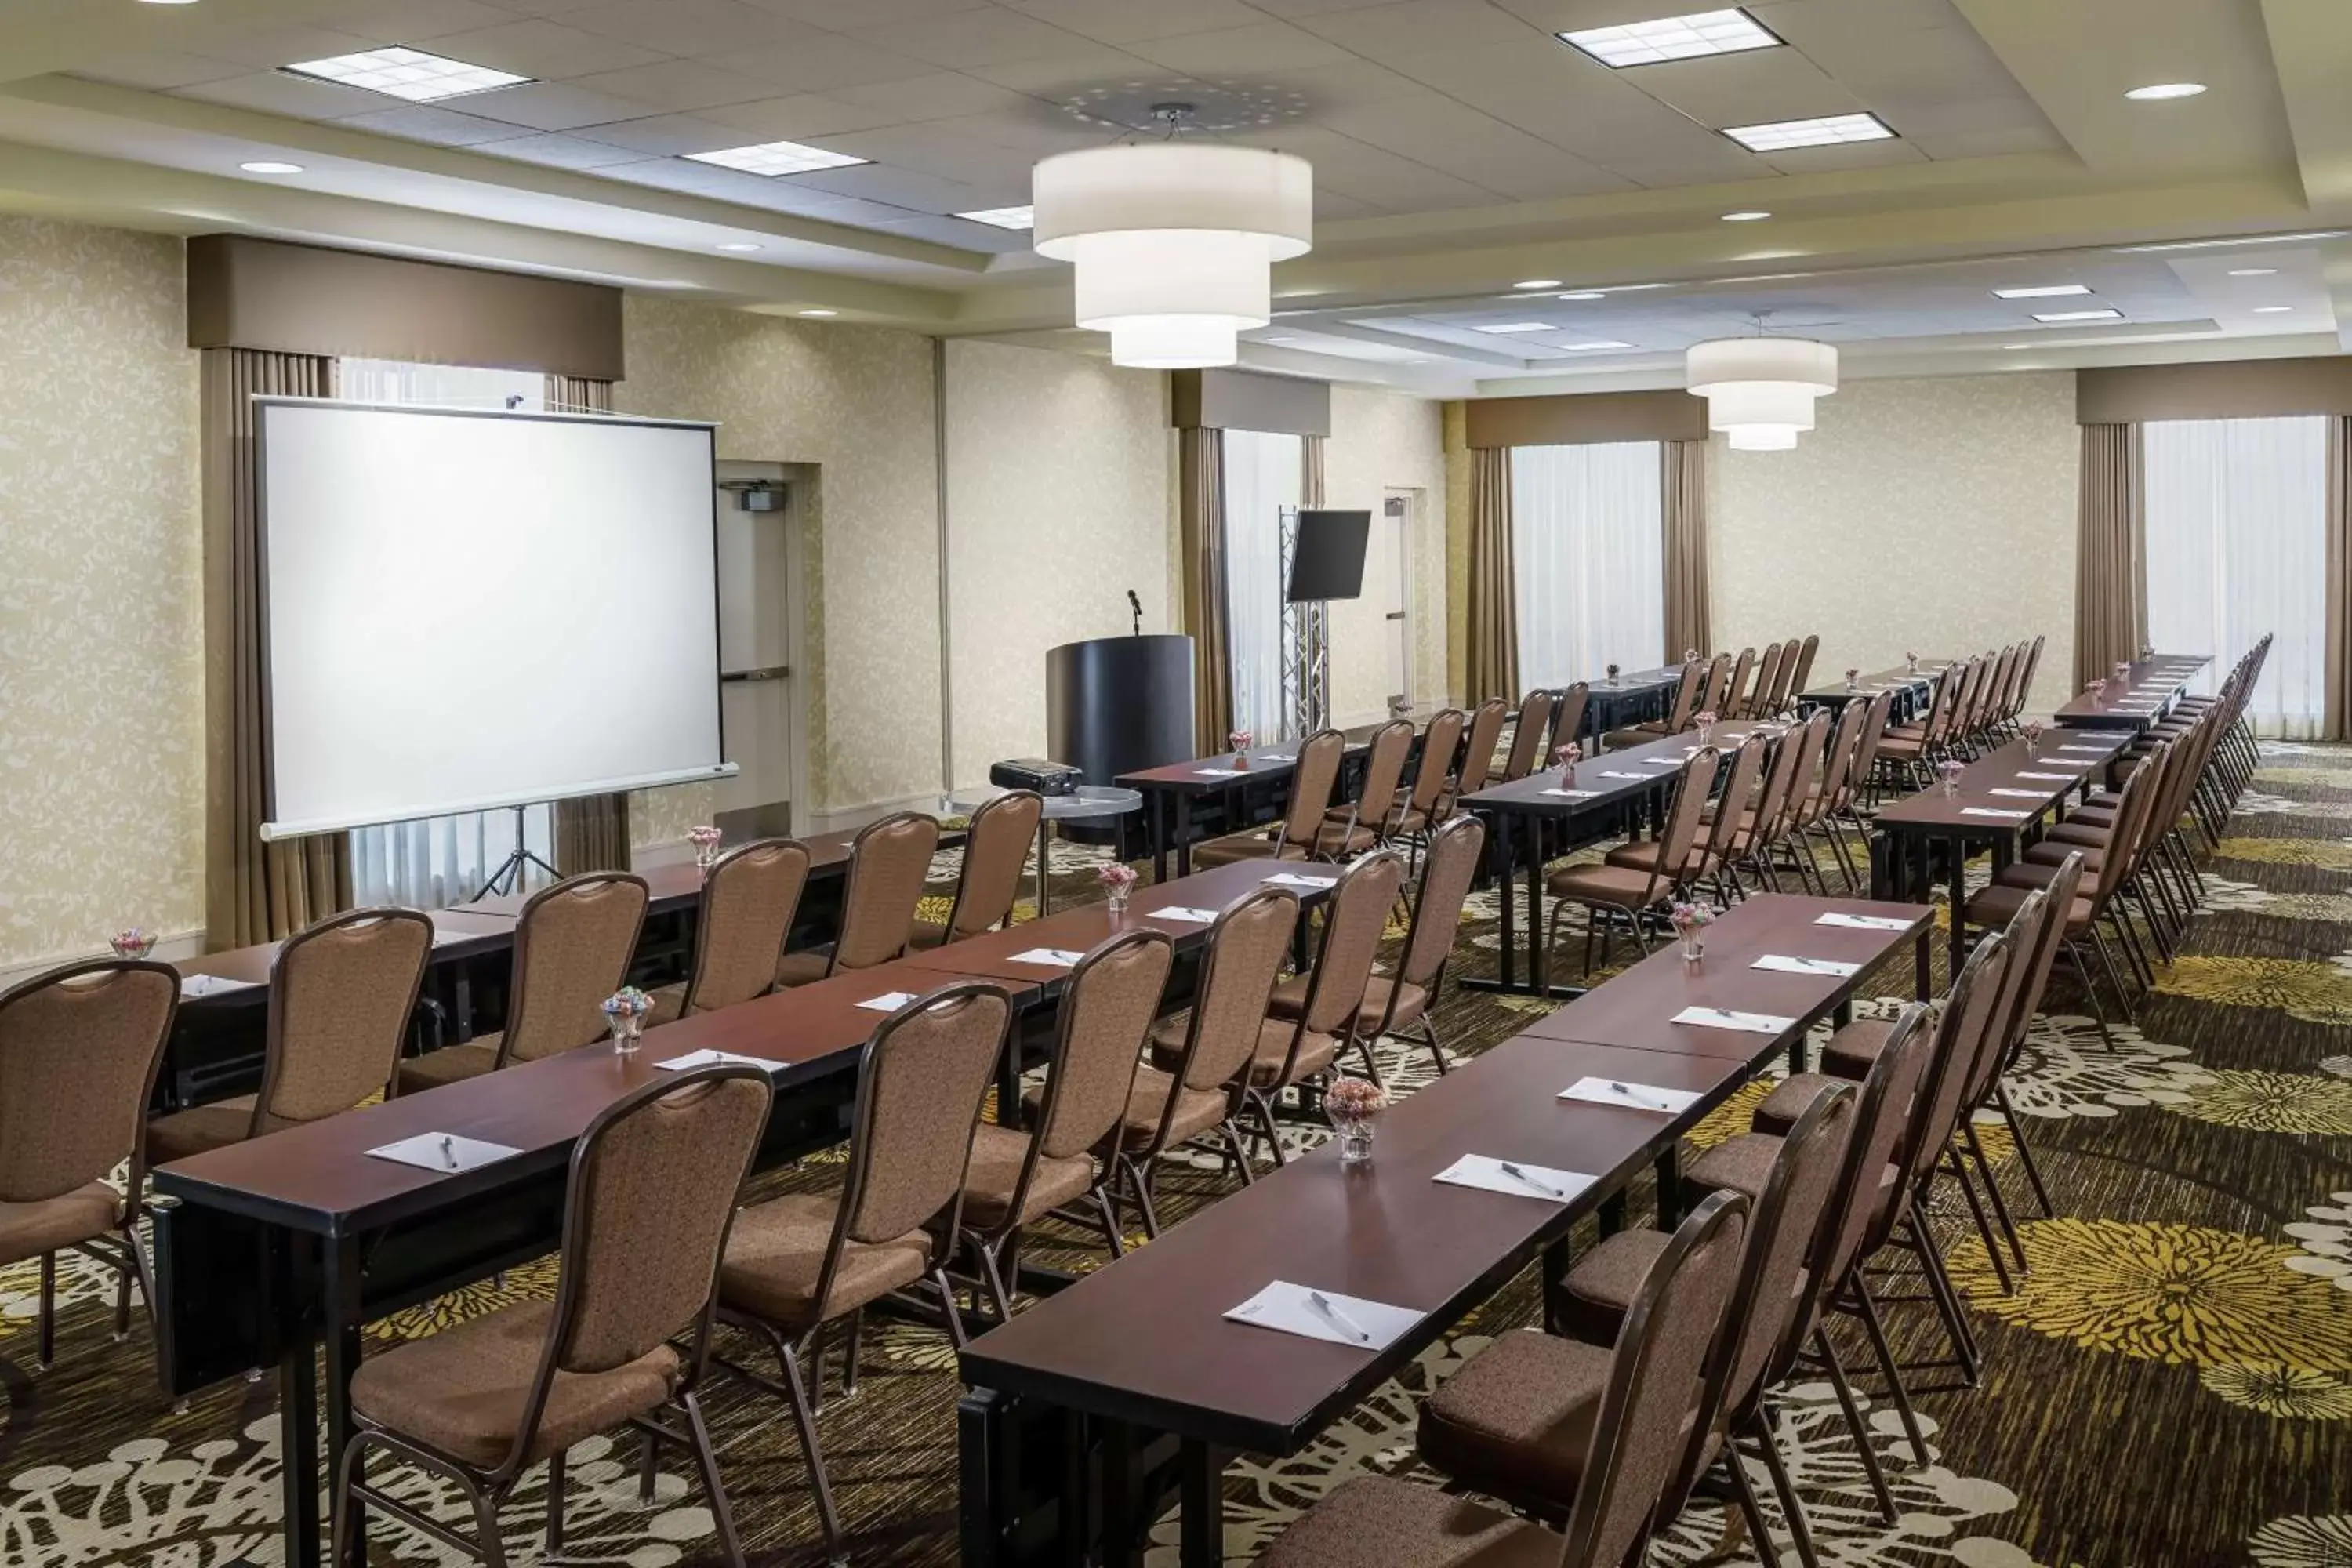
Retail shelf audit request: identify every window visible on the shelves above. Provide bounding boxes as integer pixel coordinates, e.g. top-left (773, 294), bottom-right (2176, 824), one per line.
top-left (2143, 416), bottom-right (2327, 738)
top-left (338, 358), bottom-right (559, 908)
top-left (1221, 428), bottom-right (1303, 741)
top-left (1510, 441), bottom-right (1664, 690)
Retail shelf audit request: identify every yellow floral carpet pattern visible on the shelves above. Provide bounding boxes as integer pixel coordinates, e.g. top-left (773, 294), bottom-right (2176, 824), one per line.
top-left (3, 748), bottom-right (2352, 1566)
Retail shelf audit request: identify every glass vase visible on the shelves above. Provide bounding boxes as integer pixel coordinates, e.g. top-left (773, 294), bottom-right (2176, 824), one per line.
top-left (1679, 933), bottom-right (1704, 964)
top-left (609, 1017), bottom-right (638, 1058)
top-left (1330, 1108), bottom-right (1376, 1164)
top-left (1106, 885), bottom-right (1131, 916)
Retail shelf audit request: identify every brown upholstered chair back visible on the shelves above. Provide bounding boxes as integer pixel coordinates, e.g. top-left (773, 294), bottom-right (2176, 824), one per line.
top-left (1703, 735), bottom-right (1769, 866)
top-left (1651, 746), bottom-right (1720, 887)
top-left (1721, 1082), bottom-right (1854, 1412)
top-left (686, 839), bottom-right (809, 1014)
top-left (1662, 659), bottom-right (1705, 731)
top-left (1351, 720), bottom-right (1414, 830)
top-left (1809, 698), bottom-right (1868, 822)
top-left (1823, 1003), bottom-right (1934, 1287)
top-left (1034, 931), bottom-right (1173, 1162)
top-left (0, 960), bottom-right (176, 1201)
top-left (1406, 708), bottom-right (1465, 814)
top-left (831, 812), bottom-right (942, 971)
top-left (1748, 642), bottom-right (1784, 716)
top-left (1787, 633), bottom-right (1820, 698)
top-left (1501, 690), bottom-right (1555, 781)
top-left (552, 1067), bottom-right (771, 1377)
top-left (1299, 851), bottom-right (1407, 1038)
top-left (1399, 815), bottom-right (1484, 991)
top-left (1277, 731), bottom-right (1346, 851)
top-left (1546, 683), bottom-right (1591, 760)
top-left (1767, 636), bottom-right (1807, 713)
top-left (262, 908), bottom-right (434, 1129)
top-left (1846, 689), bottom-right (1896, 799)
top-left (499, 875), bottom-right (648, 1068)
top-left (1769, 710), bottom-right (1829, 837)
top-left (1725, 647), bottom-right (1756, 715)
top-left (840, 985), bottom-right (1009, 1244)
top-left (1457, 699), bottom-right (1508, 796)
top-left (1963, 881), bottom-right (2057, 1112)
top-left (1697, 654), bottom-right (1733, 717)
top-left (1896, 930), bottom-right (2011, 1197)
top-left (1174, 890), bottom-right (1299, 1093)
top-left (1559, 1190), bottom-right (1748, 1568)
top-left (947, 792), bottom-right (1043, 941)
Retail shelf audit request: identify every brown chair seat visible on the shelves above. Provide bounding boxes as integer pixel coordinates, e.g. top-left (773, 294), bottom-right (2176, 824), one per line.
top-left (1604, 839), bottom-right (1708, 879)
top-left (1749, 1071), bottom-right (1844, 1137)
top-left (1266, 972), bottom-right (1430, 1036)
top-left (1147, 1017), bottom-right (1338, 1087)
top-left (1685, 1130), bottom-right (1780, 1202)
top-left (1818, 1014), bottom-right (1896, 1081)
top-left (1966, 882), bottom-right (2094, 932)
top-left (1191, 832), bottom-right (1303, 868)
top-left (2039, 822), bottom-right (2114, 851)
top-left (397, 1040), bottom-right (499, 1093)
top-left (1553, 1225), bottom-right (1668, 1345)
top-left (718, 1191), bottom-right (933, 1330)
top-left (2026, 836), bottom-right (2111, 869)
top-left (1544, 862), bottom-right (1666, 906)
top-left (0, 1181), bottom-right (124, 1262)
top-left (1875, 735), bottom-right (1926, 758)
top-left (144, 1096), bottom-right (256, 1164)
top-left (1995, 859), bottom-right (2114, 898)
top-left (1414, 1327), bottom-right (1612, 1510)
top-left (1041, 1065), bottom-right (1229, 1153)
top-left (1259, 1475), bottom-right (1560, 1568)
top-left (773, 950), bottom-right (833, 988)
top-left (958, 1123), bottom-right (1095, 1230)
top-left (349, 1298), bottom-right (679, 1470)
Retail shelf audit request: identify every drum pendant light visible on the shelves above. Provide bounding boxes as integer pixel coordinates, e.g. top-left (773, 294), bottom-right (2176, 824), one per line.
top-left (1686, 333), bottom-right (1838, 451)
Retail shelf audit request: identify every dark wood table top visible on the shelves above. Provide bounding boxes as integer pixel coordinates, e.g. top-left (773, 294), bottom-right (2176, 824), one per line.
top-left (151, 957), bottom-right (1037, 1236)
top-left (1872, 731), bottom-right (2129, 835)
top-left (1519, 893), bottom-right (1930, 1060)
top-left (2052, 654), bottom-right (2212, 726)
top-left (174, 907), bottom-right (524, 994)
top-left (1458, 719), bottom-right (1780, 820)
top-left (1116, 739), bottom-right (1374, 793)
top-left (1580, 664), bottom-right (1681, 695)
top-left (956, 1032), bottom-right (1748, 1454)
top-left (1800, 662), bottom-right (1947, 703)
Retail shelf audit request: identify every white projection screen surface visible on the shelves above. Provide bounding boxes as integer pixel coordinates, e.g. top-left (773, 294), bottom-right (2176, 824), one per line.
top-left (257, 398), bottom-right (729, 838)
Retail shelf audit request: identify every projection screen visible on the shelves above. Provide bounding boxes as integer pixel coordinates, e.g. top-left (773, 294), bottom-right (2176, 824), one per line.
top-left (256, 397), bottom-right (731, 839)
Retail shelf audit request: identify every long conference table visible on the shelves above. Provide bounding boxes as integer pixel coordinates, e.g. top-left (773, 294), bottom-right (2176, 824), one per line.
top-left (956, 891), bottom-right (1932, 1568)
top-left (2052, 653), bottom-right (2212, 732)
top-left (148, 853), bottom-right (1331, 1568)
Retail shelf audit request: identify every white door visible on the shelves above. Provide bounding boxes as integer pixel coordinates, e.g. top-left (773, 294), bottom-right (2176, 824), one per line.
top-left (1377, 492), bottom-right (1415, 712)
top-left (713, 470), bottom-right (796, 829)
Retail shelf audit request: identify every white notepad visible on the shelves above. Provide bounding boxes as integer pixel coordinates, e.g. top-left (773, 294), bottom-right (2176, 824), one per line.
top-left (1193, 767), bottom-right (1244, 778)
top-left (1961, 807), bottom-right (2032, 819)
top-left (1751, 953), bottom-right (1861, 978)
top-left (1817, 912), bottom-right (1913, 931)
top-left (1263, 754), bottom-right (1296, 763)
top-left (1433, 1154), bottom-right (1595, 1203)
top-left (855, 990), bottom-right (919, 1011)
top-left (656, 1048), bottom-right (775, 1072)
top-left (1225, 1281), bottom-right (1420, 1349)
top-left (1559, 1076), bottom-right (1700, 1114)
top-left (1009, 948), bottom-right (1086, 967)
top-left (1642, 755), bottom-right (1681, 764)
top-left (1987, 788), bottom-right (2046, 799)
top-left (1541, 788), bottom-right (1600, 799)
top-left (1265, 873), bottom-right (1338, 890)
top-left (180, 973), bottom-right (260, 999)
top-left (1672, 1005), bottom-right (1795, 1034)
top-left (1149, 906), bottom-right (1221, 923)
top-left (432, 928), bottom-right (479, 946)
top-left (2016, 771), bottom-right (2077, 781)
top-left (2059, 745), bottom-right (2111, 753)
top-left (1598, 771), bottom-right (1652, 780)
top-left (367, 1133), bottom-right (521, 1174)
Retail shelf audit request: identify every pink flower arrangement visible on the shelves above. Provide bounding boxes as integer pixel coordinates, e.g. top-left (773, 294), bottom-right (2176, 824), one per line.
top-left (2086, 678), bottom-right (2107, 698)
top-left (602, 985), bottom-right (654, 1052)
top-left (1606, 662), bottom-right (1621, 680)
top-left (2022, 720), bottom-right (2043, 748)
top-left (1552, 741), bottom-right (1582, 772)
top-left (1693, 709), bottom-right (1718, 740)
top-left (1844, 667), bottom-right (1861, 690)
top-left (1682, 648), bottom-right (1700, 662)
top-left (1324, 1076), bottom-right (1387, 1119)
top-left (110, 927), bottom-right (156, 960)
top-left (1937, 757), bottom-right (1967, 795)
top-left (689, 824), bottom-right (723, 869)
top-left (1098, 863), bottom-right (1138, 891)
top-left (1668, 901), bottom-right (1713, 937)
top-left (2113, 662), bottom-right (2132, 682)
top-left (1229, 728), bottom-right (1253, 753)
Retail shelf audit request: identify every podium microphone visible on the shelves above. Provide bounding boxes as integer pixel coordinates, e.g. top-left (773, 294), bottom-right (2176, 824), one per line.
top-left (1127, 589), bottom-right (1142, 636)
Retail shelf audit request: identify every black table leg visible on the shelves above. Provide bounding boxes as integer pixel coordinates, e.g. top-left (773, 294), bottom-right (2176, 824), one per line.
top-left (1915, 928), bottom-right (1932, 1000)
top-left (1178, 1439), bottom-right (1225, 1568)
top-left (1174, 793), bottom-right (1194, 879)
top-left (1541, 1236), bottom-right (1570, 1332)
top-left (1945, 833), bottom-right (1967, 978)
top-left (1149, 791), bottom-right (1170, 885)
top-left (1654, 1147), bottom-right (1683, 1227)
top-left (278, 1240), bottom-right (321, 1568)
top-left (1494, 815), bottom-right (1519, 991)
top-left (323, 1232), bottom-right (364, 1567)
top-left (1526, 818), bottom-right (1549, 996)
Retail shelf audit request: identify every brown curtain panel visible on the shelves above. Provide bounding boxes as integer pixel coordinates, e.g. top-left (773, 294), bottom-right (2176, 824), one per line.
top-left (2074, 422), bottom-right (2147, 688)
top-left (201, 350), bottom-right (353, 949)
top-left (546, 375), bottom-right (636, 872)
top-left (1465, 446), bottom-right (1519, 706)
top-left (2328, 417), bottom-right (2352, 739)
top-left (1179, 426), bottom-right (1233, 753)
top-left (1661, 438), bottom-right (1711, 659)
top-left (1302, 432), bottom-right (1327, 508)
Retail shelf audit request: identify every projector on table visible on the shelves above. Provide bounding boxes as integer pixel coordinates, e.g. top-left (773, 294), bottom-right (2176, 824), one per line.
top-left (989, 759), bottom-right (1082, 796)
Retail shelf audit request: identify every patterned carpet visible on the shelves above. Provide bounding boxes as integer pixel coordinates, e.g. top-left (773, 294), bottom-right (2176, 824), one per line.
top-left (5, 746), bottom-right (2350, 1568)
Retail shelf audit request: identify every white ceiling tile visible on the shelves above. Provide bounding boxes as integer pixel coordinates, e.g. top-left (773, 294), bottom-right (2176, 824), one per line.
top-left (1007, 0), bottom-right (1266, 45)
top-left (565, 111), bottom-right (756, 154)
top-left (1247, 0), bottom-right (1421, 14)
top-left (448, 78), bottom-right (655, 129)
top-left (311, 0), bottom-right (521, 43)
top-left (863, 211), bottom-right (1034, 249)
top-left (718, 35), bottom-right (941, 90)
top-left (851, 9), bottom-right (1098, 69)
top-left (561, 0), bottom-right (816, 55)
top-left (1623, 48), bottom-right (1864, 129)
top-left (1755, 136), bottom-right (1926, 174)
top-left (1125, 22), bottom-right (1359, 74)
top-left (590, 154), bottom-right (807, 200)
top-left (696, 93), bottom-right (915, 139)
top-left (1229, 123), bottom-right (1505, 209)
top-left (790, 161), bottom-right (985, 212)
top-left (334, 103), bottom-right (528, 144)
top-left (472, 130), bottom-right (657, 167)
top-left (743, 0), bottom-right (998, 24)
top-left (66, 53), bottom-right (252, 92)
top-left (1320, 93), bottom-right (1634, 199)
top-left (565, 60), bottom-right (779, 111)
top-left (1293, 0), bottom-right (1540, 63)
top-left (826, 71), bottom-right (1037, 121)
top-left (187, 27), bottom-right (389, 70)
top-left (1906, 122), bottom-right (2064, 160)
top-left (470, 0), bottom-right (608, 12)
top-left (407, 20), bottom-right (668, 78)
top-left (176, 71), bottom-right (394, 119)
top-left (1247, 57), bottom-right (1438, 114)
top-left (818, 122), bottom-right (1036, 183)
top-left (962, 44), bottom-right (1166, 93)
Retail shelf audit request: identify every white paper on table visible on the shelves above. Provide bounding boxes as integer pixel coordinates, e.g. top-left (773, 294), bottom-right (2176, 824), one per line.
top-left (1751, 953), bottom-right (1862, 978)
top-left (180, 973), bottom-right (260, 998)
top-left (432, 927), bottom-right (480, 946)
top-left (657, 1048), bottom-right (776, 1072)
top-left (1597, 770), bottom-right (1653, 780)
top-left (1960, 807), bottom-right (2032, 819)
top-left (2058, 745), bottom-right (2112, 753)
top-left (1263, 754), bottom-right (1296, 763)
top-left (367, 1132), bottom-right (521, 1173)
top-left (1987, 788), bottom-right (2046, 799)
top-left (1641, 756), bottom-right (1681, 764)
top-left (1009, 948), bottom-right (1086, 968)
top-left (1193, 768), bottom-right (1245, 778)
top-left (1541, 788), bottom-right (1600, 798)
top-left (1559, 1076), bottom-right (1701, 1114)
top-left (1816, 912), bottom-right (1913, 931)
top-left (1224, 1281), bottom-right (1421, 1349)
top-left (1671, 1005), bottom-right (1795, 1034)
top-left (855, 990), bottom-right (919, 1011)
top-left (1433, 1154), bottom-right (1595, 1203)
top-left (1265, 872), bottom-right (1338, 890)
top-left (2015, 771), bottom-right (2077, 781)
top-left (1149, 906), bottom-right (1221, 923)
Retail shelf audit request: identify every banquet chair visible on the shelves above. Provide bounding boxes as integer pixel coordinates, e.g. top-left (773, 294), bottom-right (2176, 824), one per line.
top-left (913, 790), bottom-right (1040, 949)
top-left (1, 957), bottom-right (176, 1366)
top-left (1740, 641), bottom-right (1784, 720)
top-left (1743, 710), bottom-right (1828, 893)
top-left (333, 1065), bottom-right (771, 1568)
top-left (1545, 681), bottom-right (1592, 763)
top-left (1192, 728), bottom-right (1347, 865)
top-left (1547, 746), bottom-right (1719, 970)
top-left (1722, 646), bottom-right (1756, 720)
top-left (1387, 706), bottom-right (1463, 869)
top-left (775, 812), bottom-right (939, 986)
top-left (964, 928), bottom-right (1171, 1312)
top-left (1447, 697), bottom-right (1510, 808)
top-left (1785, 632), bottom-right (1820, 702)
top-left (1501, 689), bottom-right (1556, 782)
top-left (1255, 1191), bottom-right (1748, 1568)
top-left (1695, 652), bottom-right (1733, 719)
top-left (717, 985), bottom-right (1011, 1562)
top-left (1797, 696), bottom-right (1871, 890)
top-left (1762, 633), bottom-right (1806, 715)
top-left (1605, 659), bottom-right (1702, 748)
top-left (396, 877), bottom-right (644, 1091)
top-left (155, 907), bottom-right (434, 1153)
top-left (647, 838), bottom-right (809, 1025)
top-left (1321, 717), bottom-right (1414, 852)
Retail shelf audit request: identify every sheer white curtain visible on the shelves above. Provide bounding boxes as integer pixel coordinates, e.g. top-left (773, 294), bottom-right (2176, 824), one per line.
top-left (1222, 427), bottom-right (1303, 741)
top-left (1510, 441), bottom-right (1665, 690)
top-left (2143, 416), bottom-right (2328, 737)
top-left (339, 358), bottom-right (559, 908)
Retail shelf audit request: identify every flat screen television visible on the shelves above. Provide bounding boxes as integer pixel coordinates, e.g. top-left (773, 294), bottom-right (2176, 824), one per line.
top-left (1287, 509), bottom-right (1370, 602)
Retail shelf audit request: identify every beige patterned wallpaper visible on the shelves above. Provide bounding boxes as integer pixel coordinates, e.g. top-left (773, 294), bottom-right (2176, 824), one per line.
top-left (1324, 386), bottom-right (1448, 724)
top-left (0, 217), bottom-right (201, 971)
top-left (1706, 371), bottom-right (2080, 714)
top-left (940, 339), bottom-right (1172, 787)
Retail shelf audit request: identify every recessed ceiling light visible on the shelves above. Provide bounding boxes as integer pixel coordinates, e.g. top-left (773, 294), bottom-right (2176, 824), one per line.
top-left (1564, 340), bottom-right (1635, 350)
top-left (239, 161), bottom-right (303, 175)
top-left (1992, 284), bottom-right (2092, 299)
top-left (283, 46), bottom-right (529, 103)
top-left (2229, 267), bottom-right (2279, 276)
top-left (1513, 278), bottom-right (1564, 289)
top-left (1557, 8), bottom-right (1781, 67)
top-left (799, 309), bottom-right (838, 318)
top-left (140, 1), bottom-right (202, 5)
top-left (1722, 112), bottom-right (1895, 152)
top-left (2253, 305), bottom-right (2295, 314)
top-left (2032, 308), bottom-right (2124, 322)
top-left (717, 241), bottom-right (762, 252)
top-left (2001, 343), bottom-right (2032, 350)
top-left (956, 205), bottom-right (1034, 230)
top-left (1556, 290), bottom-right (1607, 300)
top-left (2118, 231), bottom-right (2347, 252)
top-left (1268, 336), bottom-right (1304, 343)
top-left (2125, 82), bottom-right (2206, 100)
top-left (1721, 211), bottom-right (1772, 222)
top-left (688, 140), bottom-right (867, 176)
top-left (1474, 322), bottom-right (1555, 334)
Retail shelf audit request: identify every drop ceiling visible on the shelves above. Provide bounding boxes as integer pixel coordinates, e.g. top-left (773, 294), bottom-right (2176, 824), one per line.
top-left (0, 0), bottom-right (2347, 395)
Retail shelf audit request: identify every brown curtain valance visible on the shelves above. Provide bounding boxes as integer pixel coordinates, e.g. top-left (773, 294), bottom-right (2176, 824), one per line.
top-left (1465, 390), bottom-right (1709, 449)
top-left (2077, 358), bottom-right (2352, 424)
top-left (187, 234), bottom-right (624, 380)
top-left (1171, 368), bottom-right (1332, 436)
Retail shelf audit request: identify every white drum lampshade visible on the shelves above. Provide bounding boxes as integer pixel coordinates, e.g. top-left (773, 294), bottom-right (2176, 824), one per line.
top-left (1686, 336), bottom-right (1838, 451)
top-left (1033, 142), bottom-right (1313, 369)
